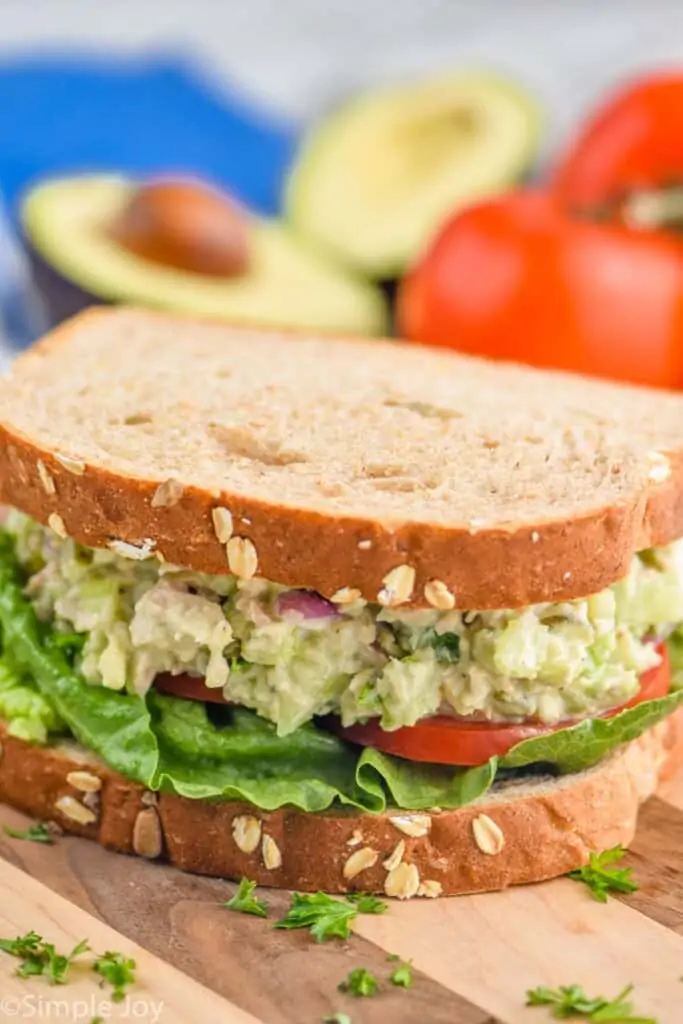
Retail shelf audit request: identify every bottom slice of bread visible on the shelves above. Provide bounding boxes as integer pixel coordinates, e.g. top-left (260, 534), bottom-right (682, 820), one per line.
top-left (1, 711), bottom-right (682, 897)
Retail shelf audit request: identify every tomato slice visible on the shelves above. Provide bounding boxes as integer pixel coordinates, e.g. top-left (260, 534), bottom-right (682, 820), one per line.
top-left (154, 672), bottom-right (230, 705)
top-left (327, 645), bottom-right (670, 766)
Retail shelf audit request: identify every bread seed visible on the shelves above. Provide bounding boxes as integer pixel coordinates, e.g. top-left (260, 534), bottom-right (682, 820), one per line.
top-left (151, 478), bottom-right (184, 508)
top-left (108, 538), bottom-right (156, 560)
top-left (66, 770), bottom-right (102, 793)
top-left (648, 452), bottom-right (671, 483)
top-left (262, 834), bottom-right (282, 870)
top-left (227, 536), bottom-right (258, 579)
top-left (37, 460), bottom-right (56, 495)
top-left (48, 513), bottom-right (67, 539)
top-left (54, 453), bottom-right (86, 475)
top-left (347, 829), bottom-right (363, 847)
top-left (472, 814), bottom-right (505, 855)
top-left (330, 587), bottom-right (362, 605)
top-left (232, 814), bottom-right (261, 853)
top-left (141, 790), bottom-right (158, 807)
top-left (358, 539), bottom-right (373, 551)
top-left (423, 579), bottom-right (455, 611)
top-left (531, 531), bottom-right (540, 543)
top-left (383, 839), bottom-right (406, 872)
top-left (418, 880), bottom-right (443, 898)
top-left (343, 847), bottom-right (378, 880)
top-left (133, 807), bottom-right (163, 859)
top-left (389, 814), bottom-right (431, 838)
top-left (378, 564), bottom-right (415, 607)
top-left (212, 506), bottom-right (234, 543)
top-left (55, 795), bottom-right (97, 826)
top-left (384, 862), bottom-right (420, 899)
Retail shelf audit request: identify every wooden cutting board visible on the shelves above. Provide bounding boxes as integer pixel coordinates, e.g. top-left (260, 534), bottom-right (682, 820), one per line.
top-left (1, 765), bottom-right (683, 1024)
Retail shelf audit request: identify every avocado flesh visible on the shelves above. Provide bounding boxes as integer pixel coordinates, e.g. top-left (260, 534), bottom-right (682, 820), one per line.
top-left (21, 176), bottom-right (388, 335)
top-left (285, 73), bottom-right (542, 278)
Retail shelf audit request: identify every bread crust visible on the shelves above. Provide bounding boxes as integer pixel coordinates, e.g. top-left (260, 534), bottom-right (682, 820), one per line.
top-left (1, 710), bottom-right (681, 896)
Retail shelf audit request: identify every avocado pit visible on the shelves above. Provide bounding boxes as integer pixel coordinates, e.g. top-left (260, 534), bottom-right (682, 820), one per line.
top-left (108, 178), bottom-right (251, 277)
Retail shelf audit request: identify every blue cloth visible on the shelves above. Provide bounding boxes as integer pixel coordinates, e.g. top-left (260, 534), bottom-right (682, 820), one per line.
top-left (0, 51), bottom-right (297, 349)
top-left (0, 51), bottom-right (296, 220)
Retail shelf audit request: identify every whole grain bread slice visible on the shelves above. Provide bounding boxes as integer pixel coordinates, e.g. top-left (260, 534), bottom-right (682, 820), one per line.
top-left (1, 306), bottom-right (683, 608)
top-left (1, 710), bottom-right (681, 896)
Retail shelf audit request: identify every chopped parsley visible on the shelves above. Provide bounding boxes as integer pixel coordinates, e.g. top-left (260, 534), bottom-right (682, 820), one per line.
top-left (322, 1015), bottom-right (352, 1024)
top-left (93, 950), bottom-right (137, 1003)
top-left (416, 628), bottom-right (461, 661)
top-left (276, 891), bottom-right (387, 943)
top-left (222, 878), bottom-right (269, 919)
top-left (0, 931), bottom-right (89, 984)
top-left (338, 967), bottom-right (379, 998)
top-left (389, 962), bottom-right (414, 989)
top-left (568, 846), bottom-right (639, 902)
top-left (430, 631), bottom-right (461, 662)
top-left (344, 893), bottom-right (388, 915)
top-left (526, 982), bottom-right (655, 1021)
top-left (0, 932), bottom-right (136, 1001)
top-left (3, 822), bottom-right (54, 844)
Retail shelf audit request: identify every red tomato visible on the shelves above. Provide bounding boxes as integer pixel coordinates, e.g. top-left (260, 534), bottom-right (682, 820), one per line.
top-left (154, 672), bottom-right (230, 705)
top-left (329, 645), bottom-right (670, 766)
top-left (397, 190), bottom-right (683, 389)
top-left (553, 73), bottom-right (683, 206)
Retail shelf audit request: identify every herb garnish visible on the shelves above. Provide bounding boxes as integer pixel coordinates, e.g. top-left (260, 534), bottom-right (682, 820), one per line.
top-left (322, 1014), bottom-right (352, 1024)
top-left (344, 893), bottom-right (388, 915)
top-left (526, 982), bottom-right (655, 1021)
top-left (338, 967), bottom-right (379, 997)
top-left (0, 931), bottom-right (136, 1001)
top-left (389, 962), bottom-right (414, 989)
top-left (3, 822), bottom-right (54, 844)
top-left (0, 931), bottom-right (89, 984)
top-left (276, 891), bottom-right (387, 942)
top-left (222, 878), bottom-right (269, 919)
top-left (93, 950), bottom-right (137, 1002)
top-left (568, 846), bottom-right (639, 902)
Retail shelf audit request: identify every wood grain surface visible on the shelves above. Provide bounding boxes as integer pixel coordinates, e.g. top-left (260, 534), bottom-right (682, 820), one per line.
top-left (2, 767), bottom-right (683, 1023)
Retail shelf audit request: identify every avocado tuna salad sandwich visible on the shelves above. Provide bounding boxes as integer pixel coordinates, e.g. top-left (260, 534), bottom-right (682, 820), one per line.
top-left (0, 307), bottom-right (682, 897)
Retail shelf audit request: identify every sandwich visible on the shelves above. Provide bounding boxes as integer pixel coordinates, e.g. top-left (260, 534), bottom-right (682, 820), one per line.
top-left (0, 306), bottom-right (682, 898)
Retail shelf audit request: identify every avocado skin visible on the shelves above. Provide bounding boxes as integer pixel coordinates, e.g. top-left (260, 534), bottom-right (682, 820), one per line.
top-left (25, 241), bottom-right (104, 328)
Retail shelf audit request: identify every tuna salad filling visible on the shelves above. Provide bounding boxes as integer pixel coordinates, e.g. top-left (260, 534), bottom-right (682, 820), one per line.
top-left (0, 510), bottom-right (682, 813)
top-left (4, 509), bottom-right (683, 735)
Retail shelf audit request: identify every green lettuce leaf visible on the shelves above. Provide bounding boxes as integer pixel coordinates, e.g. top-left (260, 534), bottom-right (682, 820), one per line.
top-left (501, 688), bottom-right (683, 774)
top-left (0, 531), bottom-right (680, 814)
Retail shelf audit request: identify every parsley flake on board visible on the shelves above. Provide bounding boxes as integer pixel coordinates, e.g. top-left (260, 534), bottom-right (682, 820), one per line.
top-left (338, 967), bottom-right (379, 998)
top-left (568, 846), bottom-right (639, 902)
top-left (344, 893), bottom-right (388, 915)
top-left (275, 891), bottom-right (387, 942)
top-left (93, 950), bottom-right (137, 1003)
top-left (526, 982), bottom-right (656, 1022)
top-left (389, 962), bottom-right (414, 989)
top-left (322, 1015), bottom-right (352, 1024)
top-left (3, 822), bottom-right (54, 844)
top-left (0, 931), bottom-right (89, 984)
top-left (222, 878), bottom-right (269, 919)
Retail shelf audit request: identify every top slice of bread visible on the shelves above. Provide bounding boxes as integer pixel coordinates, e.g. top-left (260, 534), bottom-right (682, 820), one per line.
top-left (0, 307), bottom-right (682, 609)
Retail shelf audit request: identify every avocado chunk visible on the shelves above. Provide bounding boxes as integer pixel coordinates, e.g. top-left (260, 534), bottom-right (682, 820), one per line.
top-left (285, 73), bottom-right (542, 278)
top-left (21, 175), bottom-right (388, 335)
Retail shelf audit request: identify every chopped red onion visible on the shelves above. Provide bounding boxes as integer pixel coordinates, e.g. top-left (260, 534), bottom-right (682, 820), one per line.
top-left (275, 589), bottom-right (340, 621)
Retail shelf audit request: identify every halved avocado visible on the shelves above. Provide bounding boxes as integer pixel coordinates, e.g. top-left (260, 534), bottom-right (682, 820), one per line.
top-left (285, 72), bottom-right (542, 278)
top-left (21, 175), bottom-right (388, 335)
